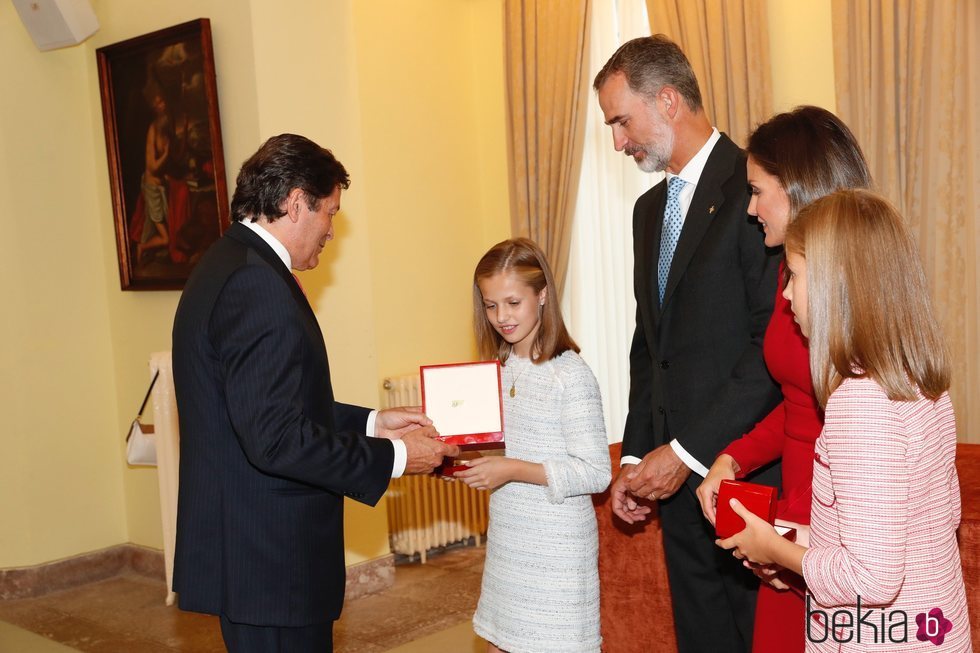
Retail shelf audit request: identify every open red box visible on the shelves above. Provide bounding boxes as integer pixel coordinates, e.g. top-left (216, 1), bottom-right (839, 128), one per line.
top-left (420, 360), bottom-right (505, 450)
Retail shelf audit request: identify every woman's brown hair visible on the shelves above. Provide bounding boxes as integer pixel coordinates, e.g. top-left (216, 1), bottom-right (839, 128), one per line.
top-left (785, 190), bottom-right (950, 406)
top-left (747, 106), bottom-right (873, 218)
top-left (473, 238), bottom-right (579, 365)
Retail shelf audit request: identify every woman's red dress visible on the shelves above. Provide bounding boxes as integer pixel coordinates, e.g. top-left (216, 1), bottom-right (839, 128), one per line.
top-left (721, 267), bottom-right (823, 653)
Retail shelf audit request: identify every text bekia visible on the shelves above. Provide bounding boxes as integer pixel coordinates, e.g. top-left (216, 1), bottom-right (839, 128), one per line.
top-left (806, 596), bottom-right (954, 646)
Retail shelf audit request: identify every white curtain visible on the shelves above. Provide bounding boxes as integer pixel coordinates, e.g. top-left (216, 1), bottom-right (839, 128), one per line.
top-left (561, 0), bottom-right (660, 444)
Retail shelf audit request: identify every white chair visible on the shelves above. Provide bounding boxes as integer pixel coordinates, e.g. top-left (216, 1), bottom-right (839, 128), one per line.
top-left (147, 351), bottom-right (179, 606)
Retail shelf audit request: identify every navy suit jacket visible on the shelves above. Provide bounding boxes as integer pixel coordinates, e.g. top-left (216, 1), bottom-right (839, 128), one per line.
top-left (623, 133), bottom-right (782, 489)
top-left (171, 221), bottom-right (394, 626)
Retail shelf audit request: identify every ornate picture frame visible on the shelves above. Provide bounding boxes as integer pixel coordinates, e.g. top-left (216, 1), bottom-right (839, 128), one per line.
top-left (97, 18), bottom-right (229, 290)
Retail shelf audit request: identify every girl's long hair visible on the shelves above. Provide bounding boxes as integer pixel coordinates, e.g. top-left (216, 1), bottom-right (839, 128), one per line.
top-left (785, 190), bottom-right (950, 406)
top-left (472, 238), bottom-right (579, 364)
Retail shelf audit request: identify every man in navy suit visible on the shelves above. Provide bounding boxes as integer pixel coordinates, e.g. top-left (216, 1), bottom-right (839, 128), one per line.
top-left (594, 37), bottom-right (781, 652)
top-left (172, 134), bottom-right (458, 652)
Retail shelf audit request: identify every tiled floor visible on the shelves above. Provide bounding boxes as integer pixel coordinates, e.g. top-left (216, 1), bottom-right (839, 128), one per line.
top-left (0, 545), bottom-right (486, 652)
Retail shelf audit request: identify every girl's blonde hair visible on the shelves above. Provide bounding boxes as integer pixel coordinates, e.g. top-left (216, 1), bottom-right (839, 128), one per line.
top-left (472, 238), bottom-right (579, 364)
top-left (785, 190), bottom-right (950, 406)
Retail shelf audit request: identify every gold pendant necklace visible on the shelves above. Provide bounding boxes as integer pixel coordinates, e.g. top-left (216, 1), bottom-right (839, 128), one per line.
top-left (507, 357), bottom-right (529, 397)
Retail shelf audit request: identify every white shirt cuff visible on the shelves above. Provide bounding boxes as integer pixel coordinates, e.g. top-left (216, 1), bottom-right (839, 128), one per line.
top-left (670, 439), bottom-right (709, 478)
top-left (620, 455), bottom-right (643, 467)
top-left (389, 440), bottom-right (407, 478)
top-left (366, 410), bottom-right (407, 478)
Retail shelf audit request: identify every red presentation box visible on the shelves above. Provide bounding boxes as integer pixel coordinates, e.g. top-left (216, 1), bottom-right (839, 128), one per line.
top-left (715, 479), bottom-right (778, 539)
top-left (420, 361), bottom-right (504, 451)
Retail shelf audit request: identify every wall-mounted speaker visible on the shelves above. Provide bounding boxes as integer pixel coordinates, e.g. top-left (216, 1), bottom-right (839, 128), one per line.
top-left (12, 0), bottom-right (99, 51)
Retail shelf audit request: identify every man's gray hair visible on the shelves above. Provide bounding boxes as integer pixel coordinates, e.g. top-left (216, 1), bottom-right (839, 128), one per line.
top-left (593, 34), bottom-right (703, 112)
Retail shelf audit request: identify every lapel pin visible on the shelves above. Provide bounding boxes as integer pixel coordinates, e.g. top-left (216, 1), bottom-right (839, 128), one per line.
top-left (708, 205), bottom-right (716, 214)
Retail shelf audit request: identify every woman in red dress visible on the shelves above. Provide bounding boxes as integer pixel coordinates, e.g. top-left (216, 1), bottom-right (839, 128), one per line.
top-left (695, 106), bottom-right (872, 653)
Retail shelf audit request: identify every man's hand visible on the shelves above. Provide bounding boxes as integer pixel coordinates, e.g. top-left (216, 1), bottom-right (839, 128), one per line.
top-left (696, 453), bottom-right (739, 525)
top-left (401, 426), bottom-right (459, 475)
top-left (626, 444), bottom-right (691, 501)
top-left (610, 464), bottom-right (653, 524)
top-left (376, 406), bottom-right (432, 439)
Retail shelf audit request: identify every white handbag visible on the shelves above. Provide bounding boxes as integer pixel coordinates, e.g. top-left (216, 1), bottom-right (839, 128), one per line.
top-left (126, 371), bottom-right (159, 466)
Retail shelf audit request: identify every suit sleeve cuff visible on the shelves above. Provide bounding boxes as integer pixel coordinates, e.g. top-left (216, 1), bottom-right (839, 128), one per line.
top-left (366, 410), bottom-right (407, 478)
top-left (670, 439), bottom-right (709, 478)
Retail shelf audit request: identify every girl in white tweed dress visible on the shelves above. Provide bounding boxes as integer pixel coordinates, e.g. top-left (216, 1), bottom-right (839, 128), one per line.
top-left (457, 238), bottom-right (611, 653)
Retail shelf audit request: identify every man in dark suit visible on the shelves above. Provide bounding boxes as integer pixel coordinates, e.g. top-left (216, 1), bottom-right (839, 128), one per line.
top-left (594, 36), bottom-right (781, 652)
top-left (171, 134), bottom-right (458, 652)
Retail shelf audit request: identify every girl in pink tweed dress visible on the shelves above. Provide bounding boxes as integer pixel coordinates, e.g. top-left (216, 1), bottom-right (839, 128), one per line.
top-left (717, 190), bottom-right (971, 652)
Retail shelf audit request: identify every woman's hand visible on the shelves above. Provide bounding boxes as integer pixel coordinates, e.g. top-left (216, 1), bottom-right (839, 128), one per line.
top-left (696, 454), bottom-right (739, 525)
top-left (454, 457), bottom-right (516, 491)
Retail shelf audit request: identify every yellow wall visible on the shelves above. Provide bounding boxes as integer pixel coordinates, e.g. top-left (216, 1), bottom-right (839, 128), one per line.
top-left (2, 0), bottom-right (833, 570)
top-left (767, 0), bottom-right (837, 112)
top-left (0, 3), bottom-right (126, 567)
top-left (87, 0), bottom-right (266, 556)
top-left (1, 0), bottom-right (509, 569)
top-left (350, 0), bottom-right (512, 379)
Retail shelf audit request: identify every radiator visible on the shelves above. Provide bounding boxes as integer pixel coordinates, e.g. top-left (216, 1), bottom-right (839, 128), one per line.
top-left (383, 374), bottom-right (490, 562)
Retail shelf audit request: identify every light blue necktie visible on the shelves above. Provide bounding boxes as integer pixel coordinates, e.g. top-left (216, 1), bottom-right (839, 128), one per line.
top-left (658, 176), bottom-right (687, 304)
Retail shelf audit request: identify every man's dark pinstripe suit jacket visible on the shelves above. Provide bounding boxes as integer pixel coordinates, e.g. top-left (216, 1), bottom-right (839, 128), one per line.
top-left (171, 221), bottom-right (395, 627)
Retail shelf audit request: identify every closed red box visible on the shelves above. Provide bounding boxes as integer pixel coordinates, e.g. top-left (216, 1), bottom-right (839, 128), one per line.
top-left (715, 479), bottom-right (777, 538)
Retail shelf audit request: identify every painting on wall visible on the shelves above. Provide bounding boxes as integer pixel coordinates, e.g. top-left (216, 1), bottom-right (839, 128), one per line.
top-left (97, 18), bottom-right (229, 290)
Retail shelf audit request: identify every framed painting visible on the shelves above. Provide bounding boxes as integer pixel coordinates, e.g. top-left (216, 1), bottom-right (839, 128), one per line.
top-left (97, 18), bottom-right (229, 290)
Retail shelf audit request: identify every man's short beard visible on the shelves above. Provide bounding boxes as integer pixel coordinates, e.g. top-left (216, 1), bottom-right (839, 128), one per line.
top-left (635, 145), bottom-right (670, 173)
top-left (633, 108), bottom-right (674, 173)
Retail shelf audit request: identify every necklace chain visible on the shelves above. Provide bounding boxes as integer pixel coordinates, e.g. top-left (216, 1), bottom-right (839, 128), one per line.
top-left (506, 355), bottom-right (530, 397)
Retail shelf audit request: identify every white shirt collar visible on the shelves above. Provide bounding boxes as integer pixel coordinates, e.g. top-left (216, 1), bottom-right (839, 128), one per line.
top-left (241, 219), bottom-right (292, 270)
top-left (667, 127), bottom-right (720, 188)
